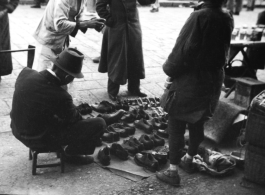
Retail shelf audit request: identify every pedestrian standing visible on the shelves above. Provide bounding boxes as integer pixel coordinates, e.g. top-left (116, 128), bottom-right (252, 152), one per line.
top-left (32, 0), bottom-right (105, 72)
top-left (0, 0), bottom-right (19, 82)
top-left (226, 0), bottom-right (242, 15)
top-left (96, 0), bottom-right (156, 101)
top-left (150, 0), bottom-right (159, 12)
top-left (156, 0), bottom-right (234, 186)
top-left (246, 0), bottom-right (255, 11)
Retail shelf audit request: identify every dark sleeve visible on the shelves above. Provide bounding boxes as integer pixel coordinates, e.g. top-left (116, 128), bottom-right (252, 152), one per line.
top-left (163, 12), bottom-right (199, 78)
top-left (137, 0), bottom-right (156, 5)
top-left (70, 25), bottom-right (87, 37)
top-left (96, 0), bottom-right (114, 27)
top-left (5, 0), bottom-right (19, 13)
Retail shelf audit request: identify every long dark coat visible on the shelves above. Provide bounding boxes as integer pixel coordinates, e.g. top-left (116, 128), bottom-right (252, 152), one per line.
top-left (0, 0), bottom-right (19, 76)
top-left (163, 3), bottom-right (234, 124)
top-left (96, 0), bottom-right (155, 85)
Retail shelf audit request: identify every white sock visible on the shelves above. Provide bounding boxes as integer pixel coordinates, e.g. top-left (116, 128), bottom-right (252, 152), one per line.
top-left (169, 164), bottom-right (177, 171)
top-left (185, 153), bottom-right (193, 160)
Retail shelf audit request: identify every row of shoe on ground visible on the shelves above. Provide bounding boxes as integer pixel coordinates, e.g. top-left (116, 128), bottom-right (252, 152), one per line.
top-left (97, 135), bottom-right (169, 172)
top-left (77, 97), bottom-right (162, 115)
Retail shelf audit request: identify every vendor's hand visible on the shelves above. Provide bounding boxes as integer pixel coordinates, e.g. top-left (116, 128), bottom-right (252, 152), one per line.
top-left (78, 18), bottom-right (105, 30)
top-left (0, 9), bottom-right (7, 19)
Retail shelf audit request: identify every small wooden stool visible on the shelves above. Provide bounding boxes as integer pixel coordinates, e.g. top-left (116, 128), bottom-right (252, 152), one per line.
top-left (29, 146), bottom-right (65, 175)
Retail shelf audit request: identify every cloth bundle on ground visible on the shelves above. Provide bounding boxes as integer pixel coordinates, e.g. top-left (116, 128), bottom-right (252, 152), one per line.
top-left (204, 98), bottom-right (246, 143)
top-left (193, 149), bottom-right (236, 177)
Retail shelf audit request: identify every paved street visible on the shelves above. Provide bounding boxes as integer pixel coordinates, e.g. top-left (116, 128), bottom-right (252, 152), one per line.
top-left (1, 5), bottom-right (265, 195)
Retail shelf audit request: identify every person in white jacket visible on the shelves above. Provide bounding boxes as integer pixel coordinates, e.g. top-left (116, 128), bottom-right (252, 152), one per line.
top-left (32, 0), bottom-right (105, 71)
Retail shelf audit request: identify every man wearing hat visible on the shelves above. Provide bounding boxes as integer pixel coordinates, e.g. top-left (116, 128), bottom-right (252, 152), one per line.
top-left (11, 48), bottom-right (106, 164)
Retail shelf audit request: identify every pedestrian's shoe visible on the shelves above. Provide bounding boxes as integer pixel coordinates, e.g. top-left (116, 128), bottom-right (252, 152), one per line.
top-left (92, 56), bottom-right (100, 63)
top-left (31, 4), bottom-right (41, 8)
top-left (150, 7), bottom-right (159, 13)
top-left (105, 127), bottom-right (120, 142)
top-left (109, 124), bottom-right (129, 138)
top-left (92, 101), bottom-right (114, 113)
top-left (157, 129), bottom-right (169, 138)
top-left (110, 143), bottom-right (129, 160)
top-left (97, 146), bottom-right (111, 166)
top-left (156, 169), bottom-right (181, 187)
top-left (102, 132), bottom-right (114, 143)
top-left (64, 153), bottom-right (94, 165)
top-left (121, 140), bottom-right (138, 154)
top-left (128, 90), bottom-right (147, 97)
top-left (179, 155), bottom-right (196, 174)
top-left (134, 118), bottom-right (153, 134)
top-left (128, 137), bottom-right (144, 152)
top-left (134, 153), bottom-right (159, 172)
top-left (149, 133), bottom-right (165, 147)
top-left (138, 134), bottom-right (154, 150)
top-left (98, 109), bottom-right (126, 125)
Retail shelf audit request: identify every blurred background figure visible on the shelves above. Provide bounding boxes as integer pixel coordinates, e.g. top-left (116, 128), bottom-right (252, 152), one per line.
top-left (246, 0), bottom-right (255, 11)
top-left (257, 10), bottom-right (265, 25)
top-left (31, 0), bottom-right (42, 8)
top-left (150, 0), bottom-right (159, 12)
top-left (226, 0), bottom-right (242, 15)
top-left (0, 0), bottom-right (19, 82)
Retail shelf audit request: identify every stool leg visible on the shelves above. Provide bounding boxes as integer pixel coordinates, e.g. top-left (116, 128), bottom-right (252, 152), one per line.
top-left (29, 149), bottom-right (32, 160)
top-left (60, 152), bottom-right (64, 173)
top-left (32, 151), bottom-right (38, 175)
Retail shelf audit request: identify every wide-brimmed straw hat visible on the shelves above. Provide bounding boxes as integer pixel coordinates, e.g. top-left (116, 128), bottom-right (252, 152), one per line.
top-left (51, 48), bottom-right (84, 78)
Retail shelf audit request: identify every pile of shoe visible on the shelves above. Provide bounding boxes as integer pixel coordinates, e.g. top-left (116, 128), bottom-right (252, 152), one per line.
top-left (92, 100), bottom-right (129, 114)
top-left (97, 143), bottom-right (129, 166)
top-left (102, 123), bottom-right (136, 143)
top-left (76, 103), bottom-right (92, 115)
top-left (121, 133), bottom-right (165, 155)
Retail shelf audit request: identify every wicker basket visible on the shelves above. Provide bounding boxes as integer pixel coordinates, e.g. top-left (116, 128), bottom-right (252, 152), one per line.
top-left (245, 91), bottom-right (265, 148)
top-left (244, 144), bottom-right (265, 185)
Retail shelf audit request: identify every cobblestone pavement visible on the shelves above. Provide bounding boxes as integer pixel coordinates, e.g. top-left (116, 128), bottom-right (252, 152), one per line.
top-left (1, 5), bottom-right (265, 195)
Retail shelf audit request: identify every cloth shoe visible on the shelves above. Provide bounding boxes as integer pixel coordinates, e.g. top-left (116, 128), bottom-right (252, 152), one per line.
top-left (128, 137), bottom-right (144, 152)
top-left (157, 129), bottom-right (169, 138)
top-left (179, 155), bottom-right (196, 173)
top-left (138, 134), bottom-right (154, 150)
top-left (92, 56), bottom-right (100, 63)
top-left (98, 109), bottom-right (126, 125)
top-left (156, 169), bottom-right (181, 187)
top-left (120, 113), bottom-right (136, 123)
top-left (97, 146), bottom-right (111, 166)
top-left (149, 133), bottom-right (165, 147)
top-left (105, 127), bottom-right (120, 142)
top-left (134, 118), bottom-right (153, 134)
top-left (92, 101), bottom-right (113, 113)
top-left (109, 124), bottom-right (129, 138)
top-left (134, 153), bottom-right (159, 172)
top-left (102, 132), bottom-right (114, 143)
top-left (121, 140), bottom-right (138, 154)
top-left (110, 143), bottom-right (129, 160)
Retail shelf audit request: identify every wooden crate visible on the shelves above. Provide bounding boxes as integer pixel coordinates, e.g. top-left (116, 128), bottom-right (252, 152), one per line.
top-left (234, 77), bottom-right (265, 108)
